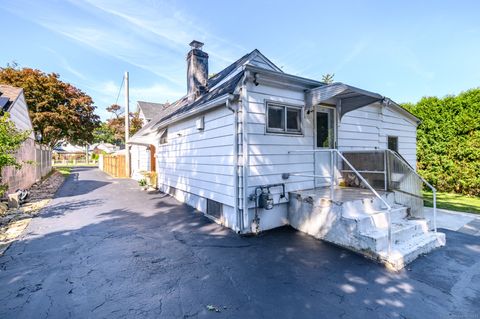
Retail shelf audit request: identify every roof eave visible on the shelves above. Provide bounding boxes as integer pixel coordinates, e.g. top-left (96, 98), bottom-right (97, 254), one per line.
top-left (244, 65), bottom-right (323, 89)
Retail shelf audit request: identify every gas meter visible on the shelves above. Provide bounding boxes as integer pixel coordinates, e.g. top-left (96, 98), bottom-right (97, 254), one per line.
top-left (258, 188), bottom-right (274, 210)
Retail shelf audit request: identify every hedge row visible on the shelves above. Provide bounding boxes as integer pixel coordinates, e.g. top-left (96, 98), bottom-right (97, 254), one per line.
top-left (403, 88), bottom-right (480, 196)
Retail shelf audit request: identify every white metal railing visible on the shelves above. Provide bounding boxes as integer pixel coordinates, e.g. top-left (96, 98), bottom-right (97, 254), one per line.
top-left (386, 149), bottom-right (437, 233)
top-left (289, 149), bottom-right (394, 254)
top-left (341, 149), bottom-right (437, 234)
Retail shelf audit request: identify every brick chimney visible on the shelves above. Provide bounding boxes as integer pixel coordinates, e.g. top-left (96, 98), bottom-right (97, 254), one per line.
top-left (187, 40), bottom-right (208, 101)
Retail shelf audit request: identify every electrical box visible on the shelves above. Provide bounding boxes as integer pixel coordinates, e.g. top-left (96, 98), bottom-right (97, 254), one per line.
top-left (196, 116), bottom-right (205, 131)
top-left (258, 188), bottom-right (274, 210)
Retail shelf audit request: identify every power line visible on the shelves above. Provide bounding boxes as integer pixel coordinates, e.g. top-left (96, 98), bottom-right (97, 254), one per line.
top-left (114, 75), bottom-right (125, 107)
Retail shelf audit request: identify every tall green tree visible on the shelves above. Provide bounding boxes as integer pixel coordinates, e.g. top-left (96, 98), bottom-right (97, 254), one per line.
top-left (0, 64), bottom-right (100, 147)
top-left (403, 88), bottom-right (480, 195)
top-left (0, 112), bottom-right (30, 195)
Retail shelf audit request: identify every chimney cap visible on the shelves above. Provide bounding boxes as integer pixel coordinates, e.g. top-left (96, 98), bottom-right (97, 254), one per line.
top-left (189, 40), bottom-right (204, 50)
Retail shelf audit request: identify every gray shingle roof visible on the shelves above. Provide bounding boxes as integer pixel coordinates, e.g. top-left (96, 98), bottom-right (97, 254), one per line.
top-left (0, 85), bottom-right (22, 112)
top-left (132, 71), bottom-right (244, 140)
top-left (137, 101), bottom-right (166, 120)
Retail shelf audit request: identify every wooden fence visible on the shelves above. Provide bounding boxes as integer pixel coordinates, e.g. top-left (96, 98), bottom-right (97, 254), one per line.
top-left (101, 154), bottom-right (127, 178)
top-left (1, 138), bottom-right (52, 194)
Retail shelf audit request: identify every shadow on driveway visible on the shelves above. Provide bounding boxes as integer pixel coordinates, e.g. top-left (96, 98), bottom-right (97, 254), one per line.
top-left (0, 167), bottom-right (478, 318)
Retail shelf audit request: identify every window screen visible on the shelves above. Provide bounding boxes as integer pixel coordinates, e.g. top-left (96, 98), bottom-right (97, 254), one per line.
top-left (267, 103), bottom-right (302, 134)
top-left (388, 136), bottom-right (398, 152)
top-left (267, 105), bottom-right (285, 131)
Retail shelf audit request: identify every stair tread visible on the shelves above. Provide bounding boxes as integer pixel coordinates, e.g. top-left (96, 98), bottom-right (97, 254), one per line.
top-left (342, 204), bottom-right (407, 220)
top-left (359, 219), bottom-right (429, 239)
top-left (377, 232), bottom-right (442, 258)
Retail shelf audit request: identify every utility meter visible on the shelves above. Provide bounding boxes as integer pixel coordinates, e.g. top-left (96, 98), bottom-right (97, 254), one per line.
top-left (258, 188), bottom-right (274, 210)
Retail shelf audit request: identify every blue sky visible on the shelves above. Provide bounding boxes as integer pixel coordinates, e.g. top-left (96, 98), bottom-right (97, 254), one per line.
top-left (1, 0), bottom-right (479, 120)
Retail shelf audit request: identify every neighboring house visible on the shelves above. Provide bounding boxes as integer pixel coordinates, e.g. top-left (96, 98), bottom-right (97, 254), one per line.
top-left (53, 142), bottom-right (85, 161)
top-left (129, 41), bottom-right (444, 269)
top-left (90, 142), bottom-right (119, 154)
top-left (0, 85), bottom-right (51, 193)
top-left (129, 101), bottom-right (166, 180)
top-left (136, 101), bottom-right (166, 124)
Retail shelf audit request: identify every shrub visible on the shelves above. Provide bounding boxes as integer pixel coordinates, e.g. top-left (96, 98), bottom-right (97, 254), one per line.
top-left (403, 88), bottom-right (480, 196)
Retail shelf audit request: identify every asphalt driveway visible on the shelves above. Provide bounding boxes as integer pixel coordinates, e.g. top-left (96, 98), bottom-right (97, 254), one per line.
top-left (0, 167), bottom-right (479, 318)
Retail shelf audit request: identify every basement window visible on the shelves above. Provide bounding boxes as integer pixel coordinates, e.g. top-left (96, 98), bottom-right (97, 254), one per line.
top-left (206, 199), bottom-right (223, 219)
top-left (266, 103), bottom-right (302, 134)
top-left (388, 136), bottom-right (398, 153)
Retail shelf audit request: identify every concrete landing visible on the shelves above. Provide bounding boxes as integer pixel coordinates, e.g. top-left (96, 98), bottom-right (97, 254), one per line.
top-left (288, 187), bottom-right (445, 271)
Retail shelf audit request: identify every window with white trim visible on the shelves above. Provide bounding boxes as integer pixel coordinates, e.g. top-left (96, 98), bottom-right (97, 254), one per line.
top-left (266, 103), bottom-right (302, 134)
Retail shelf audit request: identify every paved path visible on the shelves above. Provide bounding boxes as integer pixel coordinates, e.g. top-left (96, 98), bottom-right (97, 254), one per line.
top-left (0, 168), bottom-right (479, 318)
top-left (424, 207), bottom-right (480, 234)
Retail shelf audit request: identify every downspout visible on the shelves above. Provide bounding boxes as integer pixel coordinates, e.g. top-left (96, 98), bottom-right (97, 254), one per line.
top-left (240, 70), bottom-right (252, 233)
top-left (225, 94), bottom-right (240, 232)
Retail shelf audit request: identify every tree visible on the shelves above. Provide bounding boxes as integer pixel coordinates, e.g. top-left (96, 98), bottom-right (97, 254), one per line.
top-left (321, 73), bottom-right (335, 84)
top-left (0, 112), bottom-right (30, 195)
top-left (94, 104), bottom-right (144, 145)
top-left (0, 64), bottom-right (100, 147)
top-left (92, 122), bottom-right (117, 144)
top-left (403, 88), bottom-right (480, 196)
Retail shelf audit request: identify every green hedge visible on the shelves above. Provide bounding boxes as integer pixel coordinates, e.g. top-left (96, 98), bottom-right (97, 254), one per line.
top-left (403, 88), bottom-right (480, 196)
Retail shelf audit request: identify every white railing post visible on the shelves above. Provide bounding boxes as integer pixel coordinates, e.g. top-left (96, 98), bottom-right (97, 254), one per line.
top-left (330, 150), bottom-right (334, 201)
top-left (433, 190), bottom-right (437, 233)
top-left (384, 150), bottom-right (388, 191)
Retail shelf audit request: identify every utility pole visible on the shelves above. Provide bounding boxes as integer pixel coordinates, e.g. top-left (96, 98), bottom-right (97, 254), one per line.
top-left (124, 71), bottom-right (130, 177)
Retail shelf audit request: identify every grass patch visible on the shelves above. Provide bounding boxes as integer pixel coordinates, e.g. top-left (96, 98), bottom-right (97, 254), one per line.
top-left (56, 167), bottom-right (72, 177)
top-left (423, 190), bottom-right (480, 215)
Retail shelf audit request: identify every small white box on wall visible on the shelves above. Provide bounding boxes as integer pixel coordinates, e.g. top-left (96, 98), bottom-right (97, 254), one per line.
top-left (196, 116), bottom-right (205, 131)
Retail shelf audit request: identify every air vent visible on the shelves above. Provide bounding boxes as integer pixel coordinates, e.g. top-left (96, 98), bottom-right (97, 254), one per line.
top-left (206, 199), bottom-right (223, 219)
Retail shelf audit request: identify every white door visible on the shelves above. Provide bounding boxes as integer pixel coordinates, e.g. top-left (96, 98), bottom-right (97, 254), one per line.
top-left (314, 107), bottom-right (336, 187)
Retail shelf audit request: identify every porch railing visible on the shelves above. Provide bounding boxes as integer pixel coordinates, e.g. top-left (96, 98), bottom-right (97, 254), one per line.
top-left (341, 149), bottom-right (437, 233)
top-left (288, 149), bottom-right (395, 254)
top-left (288, 148), bottom-right (438, 254)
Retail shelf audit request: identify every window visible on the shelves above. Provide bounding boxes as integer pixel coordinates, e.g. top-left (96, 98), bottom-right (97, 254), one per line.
top-left (388, 136), bottom-right (398, 152)
top-left (159, 128), bottom-right (168, 144)
top-left (266, 103), bottom-right (302, 134)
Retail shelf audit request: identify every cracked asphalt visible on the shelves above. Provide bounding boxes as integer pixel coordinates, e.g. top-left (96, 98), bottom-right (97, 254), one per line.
top-left (0, 167), bottom-right (479, 318)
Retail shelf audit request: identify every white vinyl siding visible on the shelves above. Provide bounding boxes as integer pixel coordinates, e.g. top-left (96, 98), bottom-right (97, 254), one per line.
top-left (245, 83), bottom-right (315, 208)
top-left (8, 95), bottom-right (34, 137)
top-left (156, 106), bottom-right (236, 208)
top-left (337, 104), bottom-right (417, 168)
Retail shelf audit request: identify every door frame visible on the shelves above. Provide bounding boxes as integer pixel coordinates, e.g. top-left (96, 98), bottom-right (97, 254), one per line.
top-left (313, 104), bottom-right (337, 188)
top-left (314, 104), bottom-right (337, 150)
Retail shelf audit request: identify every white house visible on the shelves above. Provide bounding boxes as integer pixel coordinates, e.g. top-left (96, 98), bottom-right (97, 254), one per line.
top-left (129, 101), bottom-right (169, 180)
top-left (0, 85), bottom-right (51, 193)
top-left (129, 41), bottom-right (445, 270)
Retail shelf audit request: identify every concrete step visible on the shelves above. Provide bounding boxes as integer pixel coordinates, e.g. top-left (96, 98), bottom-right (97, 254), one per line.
top-left (340, 192), bottom-right (396, 215)
top-left (357, 219), bottom-right (430, 252)
top-left (377, 232), bottom-right (446, 271)
top-left (342, 206), bottom-right (408, 233)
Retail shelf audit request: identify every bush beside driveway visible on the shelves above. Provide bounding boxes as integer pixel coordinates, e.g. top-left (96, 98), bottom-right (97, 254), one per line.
top-left (0, 167), bottom-right (479, 318)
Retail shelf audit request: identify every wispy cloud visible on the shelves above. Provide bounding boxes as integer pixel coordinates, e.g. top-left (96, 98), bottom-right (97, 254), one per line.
top-left (333, 40), bottom-right (369, 73)
top-left (42, 47), bottom-right (87, 80)
top-left (78, 0), bottom-right (244, 64)
top-left (1, 0), bottom-right (246, 89)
